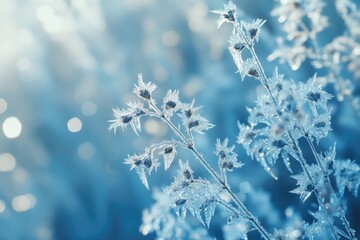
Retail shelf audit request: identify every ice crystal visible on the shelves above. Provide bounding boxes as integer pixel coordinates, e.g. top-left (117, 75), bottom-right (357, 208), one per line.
top-left (180, 99), bottom-right (202, 119)
top-left (182, 113), bottom-right (215, 135)
top-left (109, 2), bottom-right (360, 239)
top-left (215, 138), bottom-right (243, 172)
top-left (133, 73), bottom-right (157, 100)
top-left (211, 1), bottom-right (238, 28)
top-left (166, 161), bottom-right (221, 228)
top-left (242, 19), bottom-right (266, 43)
top-left (271, 0), bottom-right (360, 120)
top-left (218, 3), bottom-right (358, 238)
top-left (223, 219), bottom-right (249, 240)
top-left (162, 90), bottom-right (180, 119)
top-left (334, 159), bottom-right (360, 197)
top-left (125, 150), bottom-right (160, 189)
top-left (303, 210), bottom-right (334, 240)
top-left (140, 190), bottom-right (213, 240)
top-left (108, 101), bottom-right (146, 135)
top-left (161, 144), bottom-right (178, 171)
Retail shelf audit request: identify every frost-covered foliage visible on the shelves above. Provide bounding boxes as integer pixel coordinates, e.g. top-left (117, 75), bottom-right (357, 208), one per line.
top-left (217, 1), bottom-right (359, 239)
top-left (110, 73), bottom-right (273, 239)
top-left (109, 1), bottom-right (360, 239)
top-left (140, 190), bottom-right (213, 240)
top-left (270, 0), bottom-right (360, 119)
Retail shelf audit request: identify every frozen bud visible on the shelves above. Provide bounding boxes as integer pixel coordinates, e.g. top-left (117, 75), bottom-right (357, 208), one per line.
top-left (183, 169), bottom-right (192, 180)
top-left (234, 43), bottom-right (245, 51)
top-left (185, 109), bottom-right (192, 118)
top-left (245, 131), bottom-right (256, 140)
top-left (175, 198), bottom-right (187, 206)
top-left (134, 159), bottom-right (142, 166)
top-left (140, 90), bottom-right (151, 100)
top-left (227, 162), bottom-right (234, 170)
top-left (275, 83), bottom-right (283, 92)
top-left (165, 100), bottom-right (177, 110)
top-left (272, 140), bottom-right (286, 148)
top-left (307, 92), bottom-right (321, 102)
top-left (249, 28), bottom-right (258, 39)
top-left (143, 157), bottom-right (152, 168)
top-left (219, 150), bottom-right (226, 159)
top-left (224, 10), bottom-right (235, 22)
top-left (164, 147), bottom-right (173, 154)
top-left (314, 121), bottom-right (326, 128)
top-left (135, 109), bottom-right (145, 117)
top-left (248, 68), bottom-right (259, 78)
top-left (133, 74), bottom-right (157, 100)
top-left (189, 120), bottom-right (200, 128)
top-left (121, 115), bottom-right (133, 124)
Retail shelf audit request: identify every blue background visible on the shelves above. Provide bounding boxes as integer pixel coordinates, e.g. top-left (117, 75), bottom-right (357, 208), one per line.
top-left (0, 0), bottom-right (359, 239)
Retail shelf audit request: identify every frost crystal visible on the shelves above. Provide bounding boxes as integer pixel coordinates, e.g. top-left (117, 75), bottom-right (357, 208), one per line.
top-left (162, 90), bottom-right (180, 118)
top-left (182, 113), bottom-right (215, 135)
top-left (242, 19), bottom-right (266, 43)
top-left (211, 1), bottom-right (238, 28)
top-left (133, 73), bottom-right (157, 100)
top-left (125, 150), bottom-right (160, 189)
top-left (165, 160), bottom-right (221, 228)
top-left (215, 138), bottom-right (243, 172)
top-left (334, 159), bottom-right (360, 197)
top-left (108, 101), bottom-right (145, 135)
top-left (140, 190), bottom-right (213, 240)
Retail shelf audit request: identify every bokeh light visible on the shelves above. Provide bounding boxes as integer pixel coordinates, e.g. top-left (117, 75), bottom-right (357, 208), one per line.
top-left (67, 117), bottom-right (82, 133)
top-left (0, 153), bottom-right (16, 172)
top-left (12, 194), bottom-right (37, 212)
top-left (2, 117), bottom-right (22, 139)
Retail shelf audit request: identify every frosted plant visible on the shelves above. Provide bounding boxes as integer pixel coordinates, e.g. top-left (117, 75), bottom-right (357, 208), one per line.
top-left (214, 1), bottom-right (359, 239)
top-left (140, 190), bottom-right (213, 240)
top-left (109, 74), bottom-right (273, 239)
top-left (334, 0), bottom-right (360, 79)
top-left (269, 0), bottom-right (360, 120)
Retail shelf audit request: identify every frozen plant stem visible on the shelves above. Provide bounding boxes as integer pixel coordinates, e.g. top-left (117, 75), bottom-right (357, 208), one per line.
top-left (229, 19), bottom-right (356, 240)
top-left (147, 100), bottom-right (272, 240)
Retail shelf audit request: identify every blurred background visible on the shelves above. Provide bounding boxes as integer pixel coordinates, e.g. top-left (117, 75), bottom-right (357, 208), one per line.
top-left (0, 0), bottom-right (359, 239)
